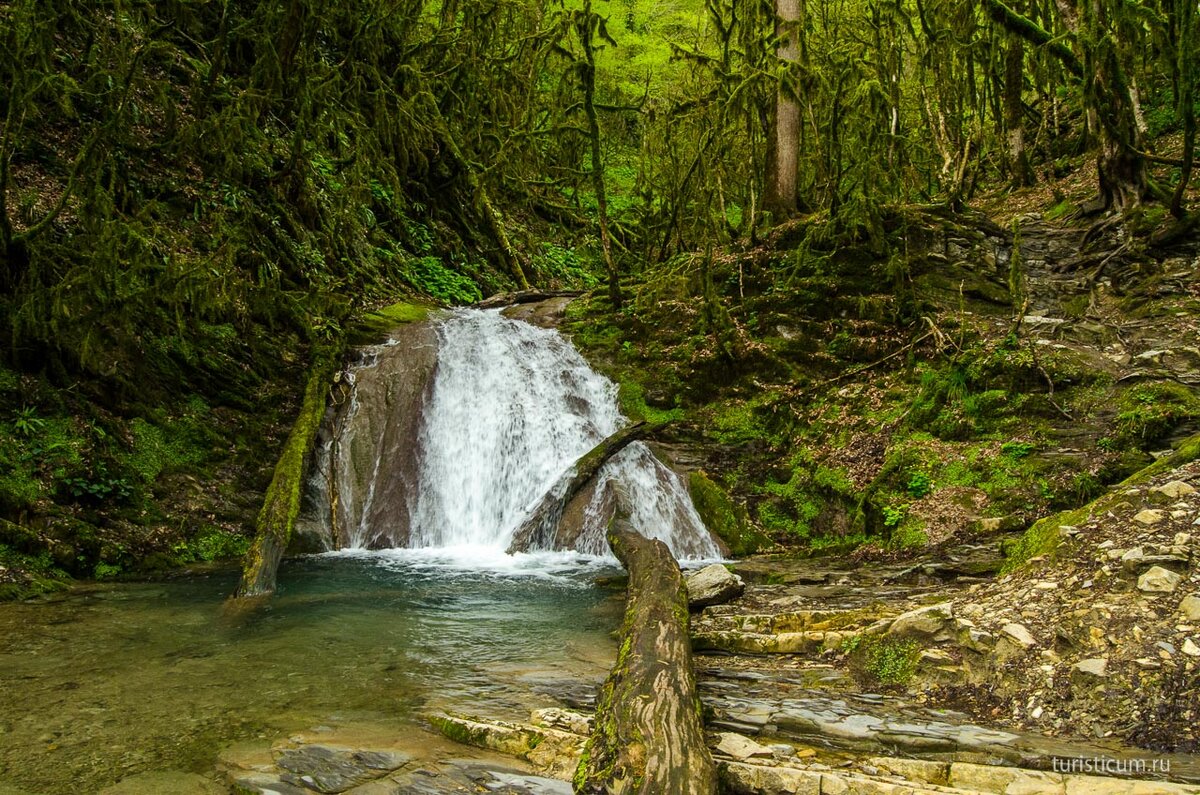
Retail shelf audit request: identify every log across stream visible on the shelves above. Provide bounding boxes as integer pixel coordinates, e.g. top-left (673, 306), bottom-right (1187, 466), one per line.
top-left (577, 500), bottom-right (718, 794)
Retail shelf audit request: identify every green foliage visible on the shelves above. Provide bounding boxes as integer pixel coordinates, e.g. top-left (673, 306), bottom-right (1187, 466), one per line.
top-left (882, 504), bottom-right (909, 527)
top-left (1115, 383), bottom-right (1200, 447)
top-left (174, 525), bottom-right (250, 564)
top-left (60, 469), bottom-right (133, 505)
top-left (531, 243), bottom-right (601, 289)
top-left (843, 634), bottom-right (921, 687)
top-left (906, 471), bottom-right (933, 499)
top-left (401, 257), bottom-right (483, 306)
top-left (1001, 440), bottom-right (1036, 459)
top-left (93, 562), bottom-right (123, 580)
top-left (687, 470), bottom-right (771, 557)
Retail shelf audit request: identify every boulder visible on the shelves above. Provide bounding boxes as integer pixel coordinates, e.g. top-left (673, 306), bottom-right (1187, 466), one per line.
top-left (1132, 509), bottom-right (1166, 526)
top-left (713, 732), bottom-right (775, 761)
top-left (1151, 480), bottom-right (1197, 500)
top-left (1070, 657), bottom-right (1108, 685)
top-left (1000, 623), bottom-right (1036, 648)
top-left (531, 707), bottom-right (592, 736)
top-left (1179, 594), bottom-right (1200, 621)
top-left (887, 603), bottom-right (954, 640)
top-left (686, 564), bottom-right (745, 609)
top-left (428, 713), bottom-right (583, 779)
top-left (268, 745), bottom-right (410, 794)
top-left (1137, 566), bottom-right (1183, 593)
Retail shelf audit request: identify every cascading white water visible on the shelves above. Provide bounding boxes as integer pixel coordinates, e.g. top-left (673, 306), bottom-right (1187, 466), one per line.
top-left (406, 308), bottom-right (721, 560)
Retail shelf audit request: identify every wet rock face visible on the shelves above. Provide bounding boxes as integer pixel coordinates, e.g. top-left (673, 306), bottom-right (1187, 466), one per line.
top-left (293, 322), bottom-right (439, 551)
top-left (887, 603), bottom-right (954, 640)
top-left (276, 746), bottom-right (411, 793)
top-left (688, 564), bottom-right (745, 609)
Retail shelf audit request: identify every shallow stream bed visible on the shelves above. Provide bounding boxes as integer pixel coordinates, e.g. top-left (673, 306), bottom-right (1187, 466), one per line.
top-left (0, 551), bottom-right (621, 794)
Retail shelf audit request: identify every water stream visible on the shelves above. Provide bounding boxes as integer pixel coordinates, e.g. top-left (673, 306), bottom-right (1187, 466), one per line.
top-left (306, 308), bottom-right (721, 559)
top-left (0, 306), bottom-right (720, 793)
top-left (0, 557), bottom-right (622, 794)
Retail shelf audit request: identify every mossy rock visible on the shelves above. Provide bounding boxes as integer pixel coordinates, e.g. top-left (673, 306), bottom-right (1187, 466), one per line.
top-left (687, 470), bottom-right (771, 557)
top-left (1004, 431), bottom-right (1200, 570)
top-left (346, 301), bottom-right (434, 346)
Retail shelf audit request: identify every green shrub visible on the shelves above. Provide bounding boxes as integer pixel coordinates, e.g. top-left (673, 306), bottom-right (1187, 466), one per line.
top-left (906, 471), bottom-right (933, 498)
top-left (1116, 383), bottom-right (1200, 447)
top-left (843, 634), bottom-right (921, 686)
top-left (531, 243), bottom-right (600, 288)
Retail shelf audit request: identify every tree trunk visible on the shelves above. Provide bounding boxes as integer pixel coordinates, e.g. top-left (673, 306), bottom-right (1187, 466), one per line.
top-left (1169, 0), bottom-right (1196, 218)
top-left (235, 348), bottom-right (339, 598)
top-left (575, 503), bottom-right (717, 795)
top-left (983, 0), bottom-right (1147, 210)
top-left (1003, 2), bottom-right (1034, 188)
top-left (506, 422), bottom-right (649, 554)
top-left (578, 1), bottom-right (622, 309)
top-left (765, 0), bottom-right (801, 218)
top-left (1063, 0), bottom-right (1147, 210)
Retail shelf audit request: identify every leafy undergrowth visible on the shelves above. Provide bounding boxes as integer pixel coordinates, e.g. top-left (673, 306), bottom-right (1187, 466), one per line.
top-left (564, 205), bottom-right (1200, 560)
top-left (0, 357), bottom-right (290, 595)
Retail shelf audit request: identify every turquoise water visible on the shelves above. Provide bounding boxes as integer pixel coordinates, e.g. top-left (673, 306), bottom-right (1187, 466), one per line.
top-left (0, 552), bottom-right (622, 794)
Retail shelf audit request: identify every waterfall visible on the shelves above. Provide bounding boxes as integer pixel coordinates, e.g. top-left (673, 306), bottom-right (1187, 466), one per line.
top-left (299, 307), bottom-right (721, 561)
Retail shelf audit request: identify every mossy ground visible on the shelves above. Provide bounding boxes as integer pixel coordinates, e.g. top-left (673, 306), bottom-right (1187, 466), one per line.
top-left (562, 208), bottom-right (1200, 559)
top-left (0, 300), bottom-right (433, 599)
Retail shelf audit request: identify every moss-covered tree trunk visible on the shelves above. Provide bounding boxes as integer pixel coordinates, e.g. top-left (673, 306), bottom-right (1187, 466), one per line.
top-left (506, 421), bottom-right (648, 553)
top-left (575, 505), bottom-right (717, 795)
top-left (576, 0), bottom-right (622, 310)
top-left (764, 0), bottom-right (801, 218)
top-left (235, 348), bottom-right (339, 598)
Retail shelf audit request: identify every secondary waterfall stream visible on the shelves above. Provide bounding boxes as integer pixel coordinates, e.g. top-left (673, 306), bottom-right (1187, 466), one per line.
top-left (299, 307), bottom-right (721, 562)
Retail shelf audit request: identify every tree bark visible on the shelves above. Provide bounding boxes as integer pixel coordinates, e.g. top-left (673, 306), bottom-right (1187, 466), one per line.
top-left (506, 422), bottom-right (649, 553)
top-left (1002, 1), bottom-right (1035, 188)
top-left (577, 1), bottom-right (623, 309)
top-left (1169, 0), bottom-right (1196, 219)
top-left (765, 0), bottom-right (801, 218)
top-left (575, 504), bottom-right (717, 795)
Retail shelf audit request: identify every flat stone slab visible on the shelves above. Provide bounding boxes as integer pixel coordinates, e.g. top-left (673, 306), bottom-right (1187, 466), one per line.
top-left (95, 772), bottom-right (226, 795)
top-left (275, 745), bottom-right (411, 793)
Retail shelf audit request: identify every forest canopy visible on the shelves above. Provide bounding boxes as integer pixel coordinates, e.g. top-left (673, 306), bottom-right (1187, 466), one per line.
top-left (0, 0), bottom-right (1197, 396)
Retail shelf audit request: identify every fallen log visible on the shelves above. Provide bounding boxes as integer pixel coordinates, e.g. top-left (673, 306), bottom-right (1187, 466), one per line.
top-left (234, 348), bottom-right (340, 598)
top-left (476, 289), bottom-right (583, 309)
top-left (575, 503), bottom-right (718, 794)
top-left (505, 422), bottom-right (648, 554)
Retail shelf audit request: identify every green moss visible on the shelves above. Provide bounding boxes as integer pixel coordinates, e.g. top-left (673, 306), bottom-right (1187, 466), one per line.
top-left (237, 348), bottom-right (341, 596)
top-left (346, 301), bottom-right (434, 346)
top-left (618, 380), bottom-right (683, 425)
top-left (687, 470), bottom-right (771, 557)
top-left (1004, 431), bottom-right (1200, 571)
top-left (1044, 199), bottom-right (1077, 221)
top-left (888, 511), bottom-right (928, 549)
top-left (1115, 382), bottom-right (1200, 447)
top-left (125, 413), bottom-right (211, 483)
top-left (573, 746), bottom-right (592, 791)
top-left (429, 715), bottom-right (488, 747)
top-left (843, 634), bottom-right (921, 686)
top-left (709, 398), bottom-right (784, 446)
